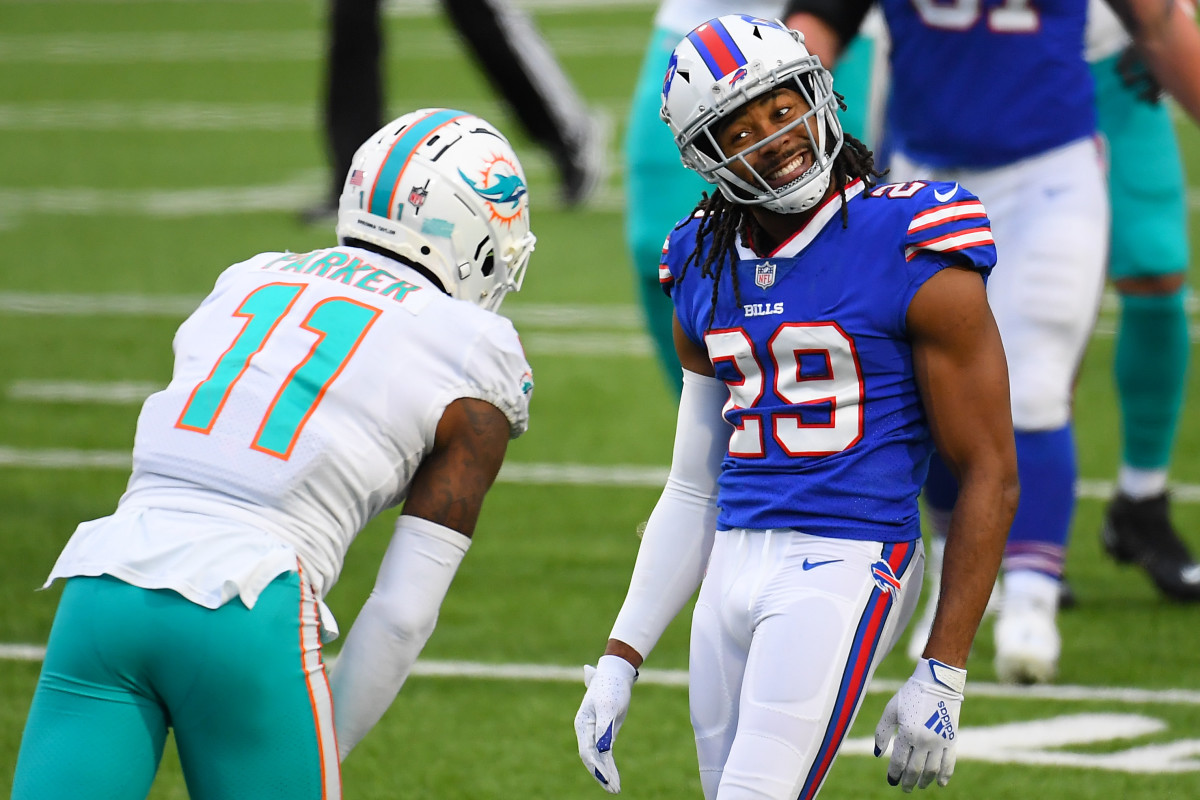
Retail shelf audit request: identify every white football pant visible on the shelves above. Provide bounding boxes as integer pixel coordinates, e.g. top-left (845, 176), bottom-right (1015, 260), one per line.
top-left (690, 529), bottom-right (923, 800)
top-left (890, 137), bottom-right (1109, 431)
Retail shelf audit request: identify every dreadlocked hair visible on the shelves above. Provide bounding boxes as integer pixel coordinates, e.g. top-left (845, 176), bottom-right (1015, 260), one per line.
top-left (676, 104), bottom-right (887, 332)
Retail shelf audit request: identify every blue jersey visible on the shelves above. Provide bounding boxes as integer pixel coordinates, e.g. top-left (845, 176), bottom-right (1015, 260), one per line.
top-left (881, 0), bottom-right (1094, 168)
top-left (662, 180), bottom-right (996, 541)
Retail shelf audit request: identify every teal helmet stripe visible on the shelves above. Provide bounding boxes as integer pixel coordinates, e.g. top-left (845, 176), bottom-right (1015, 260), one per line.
top-left (368, 108), bottom-right (467, 218)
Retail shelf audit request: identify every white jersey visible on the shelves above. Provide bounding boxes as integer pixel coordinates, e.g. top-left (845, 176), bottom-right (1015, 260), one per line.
top-left (47, 246), bottom-right (533, 629)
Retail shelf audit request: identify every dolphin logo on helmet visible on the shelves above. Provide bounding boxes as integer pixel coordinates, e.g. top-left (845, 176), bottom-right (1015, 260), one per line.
top-left (458, 169), bottom-right (528, 208)
top-left (335, 108), bottom-right (536, 312)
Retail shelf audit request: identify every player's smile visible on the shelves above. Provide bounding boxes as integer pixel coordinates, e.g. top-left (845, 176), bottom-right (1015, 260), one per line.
top-left (714, 87), bottom-right (816, 190)
top-left (762, 149), bottom-right (814, 189)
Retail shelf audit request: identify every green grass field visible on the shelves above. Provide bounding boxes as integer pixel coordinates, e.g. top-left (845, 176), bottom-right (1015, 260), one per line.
top-left (2, 0), bottom-right (1200, 797)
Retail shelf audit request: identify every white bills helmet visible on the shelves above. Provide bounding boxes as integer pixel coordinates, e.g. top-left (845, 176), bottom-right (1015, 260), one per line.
top-left (336, 109), bottom-right (536, 312)
top-left (660, 15), bottom-right (843, 214)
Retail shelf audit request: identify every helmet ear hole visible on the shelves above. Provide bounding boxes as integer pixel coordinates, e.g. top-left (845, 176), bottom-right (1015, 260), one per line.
top-left (481, 252), bottom-right (495, 278)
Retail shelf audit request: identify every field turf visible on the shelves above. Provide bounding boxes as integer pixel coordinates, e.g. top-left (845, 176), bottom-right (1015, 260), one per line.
top-left (1, 1), bottom-right (1199, 797)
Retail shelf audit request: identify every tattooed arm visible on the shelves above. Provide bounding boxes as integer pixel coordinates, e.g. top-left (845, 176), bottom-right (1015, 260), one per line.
top-left (330, 397), bottom-right (511, 759)
top-left (402, 397), bottom-right (512, 537)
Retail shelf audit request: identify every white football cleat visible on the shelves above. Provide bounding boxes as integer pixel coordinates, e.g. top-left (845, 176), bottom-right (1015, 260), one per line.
top-left (993, 599), bottom-right (1060, 685)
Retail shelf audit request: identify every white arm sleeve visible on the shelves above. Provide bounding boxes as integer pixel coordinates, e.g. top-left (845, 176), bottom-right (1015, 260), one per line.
top-left (608, 369), bottom-right (730, 661)
top-left (329, 514), bottom-right (470, 760)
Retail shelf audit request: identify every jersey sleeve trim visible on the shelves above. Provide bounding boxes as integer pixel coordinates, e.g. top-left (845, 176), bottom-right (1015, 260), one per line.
top-left (906, 200), bottom-right (988, 234)
top-left (905, 227), bottom-right (996, 262)
top-left (659, 234), bottom-right (675, 294)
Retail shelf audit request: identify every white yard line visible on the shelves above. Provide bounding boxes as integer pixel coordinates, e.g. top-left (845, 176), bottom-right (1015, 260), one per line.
top-left (0, 292), bottom-right (206, 316)
top-left (0, 99), bottom-right (630, 131)
top-left (0, 179), bottom-right (325, 218)
top-left (8, 380), bottom-right (165, 404)
top-left (419, 662), bottom-right (1200, 708)
top-left (0, 27), bottom-right (646, 64)
top-left (0, 182), bottom-right (1190, 229)
top-left (0, 102), bottom-right (316, 131)
top-left (0, 446), bottom-right (1196, 503)
top-left (0, 645), bottom-right (1196, 707)
top-left (0, 180), bottom-right (626, 223)
top-left (0, 290), bottom-right (1189, 324)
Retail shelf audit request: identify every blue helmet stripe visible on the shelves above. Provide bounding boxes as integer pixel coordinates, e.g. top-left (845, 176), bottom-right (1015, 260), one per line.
top-left (368, 108), bottom-right (465, 218)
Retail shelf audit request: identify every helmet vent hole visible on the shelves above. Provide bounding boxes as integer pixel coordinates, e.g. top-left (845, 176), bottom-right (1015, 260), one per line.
top-left (420, 246), bottom-right (431, 255)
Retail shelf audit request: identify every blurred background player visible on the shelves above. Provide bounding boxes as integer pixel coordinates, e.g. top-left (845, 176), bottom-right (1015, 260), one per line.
top-left (623, 0), bottom-right (889, 395)
top-left (1089, 0), bottom-right (1200, 602)
top-left (11, 108), bottom-right (536, 799)
top-left (304, 0), bottom-right (603, 222)
top-left (785, 0), bottom-right (1200, 685)
top-left (897, 0), bottom-right (1200, 660)
top-left (574, 15), bottom-right (1017, 798)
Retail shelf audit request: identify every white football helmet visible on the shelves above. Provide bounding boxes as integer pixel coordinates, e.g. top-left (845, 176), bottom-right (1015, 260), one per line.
top-left (660, 15), bottom-right (844, 214)
top-left (336, 108), bottom-right (536, 312)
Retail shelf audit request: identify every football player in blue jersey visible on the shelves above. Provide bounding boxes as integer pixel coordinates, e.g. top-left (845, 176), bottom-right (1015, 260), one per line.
top-left (784, 0), bottom-right (1200, 685)
top-left (573, 15), bottom-right (1018, 798)
top-left (622, 1), bottom-right (890, 396)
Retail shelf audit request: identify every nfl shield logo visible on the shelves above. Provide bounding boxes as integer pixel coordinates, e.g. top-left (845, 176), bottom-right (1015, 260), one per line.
top-left (755, 261), bottom-right (776, 289)
top-left (409, 184), bottom-right (428, 210)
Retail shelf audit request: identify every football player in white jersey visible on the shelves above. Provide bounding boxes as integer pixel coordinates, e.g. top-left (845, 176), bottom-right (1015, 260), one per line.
top-left (11, 108), bottom-right (536, 800)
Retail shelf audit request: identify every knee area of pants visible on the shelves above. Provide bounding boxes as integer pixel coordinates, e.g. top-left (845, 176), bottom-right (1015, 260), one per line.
top-left (1009, 388), bottom-right (1071, 431)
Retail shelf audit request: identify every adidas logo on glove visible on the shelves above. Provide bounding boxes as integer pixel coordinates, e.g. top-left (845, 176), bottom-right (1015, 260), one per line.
top-left (924, 701), bottom-right (956, 740)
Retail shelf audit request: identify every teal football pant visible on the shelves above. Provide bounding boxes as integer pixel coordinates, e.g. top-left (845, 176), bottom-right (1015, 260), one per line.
top-left (12, 572), bottom-right (340, 800)
top-left (1093, 52), bottom-right (1191, 472)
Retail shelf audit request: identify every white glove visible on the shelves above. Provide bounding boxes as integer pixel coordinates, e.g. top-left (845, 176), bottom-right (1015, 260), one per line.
top-left (874, 657), bottom-right (966, 792)
top-left (573, 655), bottom-right (638, 793)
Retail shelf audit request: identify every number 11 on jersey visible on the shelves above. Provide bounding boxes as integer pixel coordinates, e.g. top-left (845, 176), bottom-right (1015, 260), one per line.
top-left (176, 282), bottom-right (382, 459)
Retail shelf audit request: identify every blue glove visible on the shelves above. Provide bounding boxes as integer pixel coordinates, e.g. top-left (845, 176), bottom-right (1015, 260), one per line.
top-left (573, 655), bottom-right (638, 793)
top-left (874, 657), bottom-right (967, 792)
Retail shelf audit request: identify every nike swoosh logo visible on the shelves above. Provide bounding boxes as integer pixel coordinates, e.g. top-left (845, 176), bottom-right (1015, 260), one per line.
top-left (802, 558), bottom-right (843, 571)
top-left (933, 183), bottom-right (958, 202)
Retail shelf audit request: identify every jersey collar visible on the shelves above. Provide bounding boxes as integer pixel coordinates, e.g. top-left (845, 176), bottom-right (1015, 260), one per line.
top-left (736, 179), bottom-right (866, 261)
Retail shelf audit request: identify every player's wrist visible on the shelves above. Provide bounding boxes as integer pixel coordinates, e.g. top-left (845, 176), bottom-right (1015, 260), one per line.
top-left (602, 639), bottom-right (644, 671)
top-left (596, 653), bottom-right (639, 683)
top-left (914, 657), bottom-right (967, 696)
